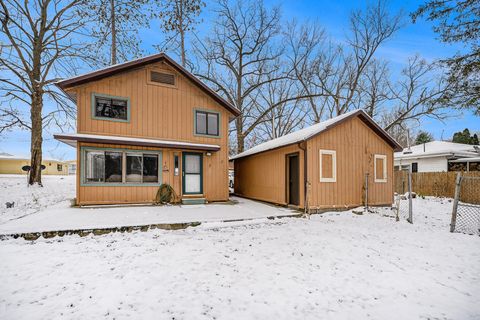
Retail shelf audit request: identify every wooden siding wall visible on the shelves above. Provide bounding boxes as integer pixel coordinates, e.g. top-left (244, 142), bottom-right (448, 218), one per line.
top-left (306, 117), bottom-right (394, 209)
top-left (77, 142), bottom-right (228, 205)
top-left (234, 144), bottom-right (304, 207)
top-left (68, 61), bottom-right (232, 205)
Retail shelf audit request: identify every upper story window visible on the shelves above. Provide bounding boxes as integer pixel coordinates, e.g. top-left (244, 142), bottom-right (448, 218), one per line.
top-left (92, 93), bottom-right (130, 122)
top-left (195, 110), bottom-right (219, 137)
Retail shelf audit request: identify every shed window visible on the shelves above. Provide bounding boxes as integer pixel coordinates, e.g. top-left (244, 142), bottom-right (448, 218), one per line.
top-left (374, 154), bottom-right (387, 183)
top-left (195, 110), bottom-right (219, 136)
top-left (319, 150), bottom-right (336, 182)
top-left (93, 94), bottom-right (129, 121)
top-left (83, 148), bottom-right (160, 185)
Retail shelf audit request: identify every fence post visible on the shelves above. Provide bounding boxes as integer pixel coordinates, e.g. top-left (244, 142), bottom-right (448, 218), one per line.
top-left (407, 169), bottom-right (413, 224)
top-left (450, 172), bottom-right (462, 233)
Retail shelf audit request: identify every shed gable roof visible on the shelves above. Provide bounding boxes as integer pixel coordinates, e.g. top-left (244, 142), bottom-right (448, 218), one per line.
top-left (231, 110), bottom-right (402, 160)
top-left (55, 53), bottom-right (240, 117)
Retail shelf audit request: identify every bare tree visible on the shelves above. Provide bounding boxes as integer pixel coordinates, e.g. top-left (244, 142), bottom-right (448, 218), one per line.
top-left (0, 0), bottom-right (86, 185)
top-left (78, 0), bottom-right (151, 65)
top-left (156, 0), bottom-right (205, 67)
top-left (193, 0), bottom-right (283, 153)
top-left (382, 55), bottom-right (452, 132)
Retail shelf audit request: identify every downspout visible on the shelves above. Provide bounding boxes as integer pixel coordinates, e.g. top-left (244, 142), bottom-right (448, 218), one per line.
top-left (298, 140), bottom-right (308, 214)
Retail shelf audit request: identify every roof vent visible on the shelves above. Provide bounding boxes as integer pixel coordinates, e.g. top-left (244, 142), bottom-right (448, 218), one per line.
top-left (150, 71), bottom-right (175, 86)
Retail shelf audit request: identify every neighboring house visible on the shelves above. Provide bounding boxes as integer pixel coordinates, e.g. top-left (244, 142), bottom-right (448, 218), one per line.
top-left (231, 110), bottom-right (402, 210)
top-left (394, 141), bottom-right (480, 173)
top-left (54, 53), bottom-right (240, 205)
top-left (0, 152), bottom-right (68, 175)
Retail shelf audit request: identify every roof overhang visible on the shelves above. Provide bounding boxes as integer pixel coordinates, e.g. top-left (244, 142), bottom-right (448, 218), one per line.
top-left (54, 133), bottom-right (221, 152)
top-left (55, 53), bottom-right (240, 118)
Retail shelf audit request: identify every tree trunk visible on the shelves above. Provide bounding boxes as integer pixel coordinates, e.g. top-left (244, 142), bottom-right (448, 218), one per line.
top-left (179, 0), bottom-right (186, 67)
top-left (235, 116), bottom-right (244, 153)
top-left (110, 0), bottom-right (117, 65)
top-left (29, 90), bottom-right (43, 186)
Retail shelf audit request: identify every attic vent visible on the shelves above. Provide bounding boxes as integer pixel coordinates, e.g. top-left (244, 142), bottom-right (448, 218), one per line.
top-left (150, 71), bottom-right (175, 86)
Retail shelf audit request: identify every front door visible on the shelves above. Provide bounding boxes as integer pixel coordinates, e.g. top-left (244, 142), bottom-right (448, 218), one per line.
top-left (287, 154), bottom-right (300, 205)
top-left (182, 152), bottom-right (203, 195)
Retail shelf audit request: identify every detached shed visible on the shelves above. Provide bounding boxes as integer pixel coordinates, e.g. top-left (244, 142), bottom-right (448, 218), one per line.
top-left (231, 110), bottom-right (402, 211)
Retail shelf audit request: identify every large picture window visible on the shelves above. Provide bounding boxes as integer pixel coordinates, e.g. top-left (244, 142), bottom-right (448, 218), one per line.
top-left (83, 148), bottom-right (160, 185)
top-left (92, 93), bottom-right (129, 122)
top-left (195, 110), bottom-right (219, 136)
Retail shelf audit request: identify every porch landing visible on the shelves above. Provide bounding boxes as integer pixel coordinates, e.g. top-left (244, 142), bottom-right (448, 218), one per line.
top-left (0, 196), bottom-right (301, 239)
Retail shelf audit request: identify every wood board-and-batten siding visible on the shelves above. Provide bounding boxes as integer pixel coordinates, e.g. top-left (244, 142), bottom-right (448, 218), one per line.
top-left (67, 61), bottom-right (232, 205)
top-left (234, 116), bottom-right (394, 210)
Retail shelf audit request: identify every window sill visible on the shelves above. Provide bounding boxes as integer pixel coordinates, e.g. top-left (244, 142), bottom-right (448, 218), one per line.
top-left (194, 133), bottom-right (221, 139)
top-left (81, 182), bottom-right (162, 187)
top-left (374, 179), bottom-right (388, 183)
top-left (92, 116), bottom-right (130, 123)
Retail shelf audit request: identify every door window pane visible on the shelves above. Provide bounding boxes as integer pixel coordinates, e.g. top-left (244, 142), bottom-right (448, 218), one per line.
top-left (185, 154), bottom-right (201, 173)
top-left (185, 175), bottom-right (201, 193)
top-left (196, 112), bottom-right (207, 134)
top-left (105, 152), bottom-right (123, 182)
top-left (143, 154), bottom-right (158, 182)
top-left (85, 151), bottom-right (105, 182)
top-left (207, 113), bottom-right (218, 136)
top-left (126, 154), bottom-right (142, 182)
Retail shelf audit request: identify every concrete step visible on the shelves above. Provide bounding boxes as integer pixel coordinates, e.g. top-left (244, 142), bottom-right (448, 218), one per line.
top-left (181, 198), bottom-right (206, 205)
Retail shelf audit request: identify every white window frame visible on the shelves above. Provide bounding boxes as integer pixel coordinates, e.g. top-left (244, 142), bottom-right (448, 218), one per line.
top-left (319, 149), bottom-right (336, 183)
top-left (374, 154), bottom-right (387, 183)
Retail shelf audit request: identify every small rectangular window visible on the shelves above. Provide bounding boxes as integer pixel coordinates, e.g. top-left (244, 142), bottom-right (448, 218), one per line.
top-left (126, 153), bottom-right (142, 183)
top-left (94, 95), bottom-right (128, 121)
top-left (85, 151), bottom-right (105, 182)
top-left (411, 162), bottom-right (418, 173)
top-left (143, 154), bottom-right (159, 182)
top-left (57, 164), bottom-right (63, 171)
top-left (174, 154), bottom-right (179, 176)
top-left (374, 154), bottom-right (387, 183)
top-left (195, 110), bottom-right (219, 137)
top-left (319, 150), bottom-right (336, 182)
top-left (105, 152), bottom-right (122, 182)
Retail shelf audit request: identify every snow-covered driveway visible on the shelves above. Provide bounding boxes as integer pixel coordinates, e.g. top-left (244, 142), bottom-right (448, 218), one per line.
top-left (1, 197), bottom-right (479, 319)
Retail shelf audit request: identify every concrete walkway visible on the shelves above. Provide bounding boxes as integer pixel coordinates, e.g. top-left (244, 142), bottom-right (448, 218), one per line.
top-left (0, 196), bottom-right (301, 238)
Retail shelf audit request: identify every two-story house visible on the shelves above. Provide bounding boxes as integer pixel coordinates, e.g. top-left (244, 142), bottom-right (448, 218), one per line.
top-left (54, 53), bottom-right (240, 206)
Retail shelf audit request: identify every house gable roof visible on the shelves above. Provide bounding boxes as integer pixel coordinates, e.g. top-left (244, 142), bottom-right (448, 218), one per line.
top-left (231, 109), bottom-right (402, 160)
top-left (55, 53), bottom-right (240, 117)
top-left (394, 141), bottom-right (480, 160)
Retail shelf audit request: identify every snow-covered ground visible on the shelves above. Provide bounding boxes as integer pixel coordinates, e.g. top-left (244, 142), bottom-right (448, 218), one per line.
top-left (0, 175), bottom-right (297, 234)
top-left (0, 175), bottom-right (479, 319)
top-left (0, 174), bottom-right (75, 224)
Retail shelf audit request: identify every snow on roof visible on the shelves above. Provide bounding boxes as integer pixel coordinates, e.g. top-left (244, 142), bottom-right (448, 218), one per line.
top-left (395, 141), bottom-right (480, 160)
top-left (54, 133), bottom-right (221, 151)
top-left (231, 110), bottom-right (380, 160)
top-left (449, 156), bottom-right (480, 163)
top-left (0, 152), bottom-right (64, 162)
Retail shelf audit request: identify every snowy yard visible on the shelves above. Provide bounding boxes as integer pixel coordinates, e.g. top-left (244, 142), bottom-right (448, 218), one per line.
top-left (0, 175), bottom-right (479, 319)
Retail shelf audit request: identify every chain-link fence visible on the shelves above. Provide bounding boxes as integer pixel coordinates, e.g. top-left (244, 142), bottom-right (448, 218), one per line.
top-left (450, 174), bottom-right (480, 235)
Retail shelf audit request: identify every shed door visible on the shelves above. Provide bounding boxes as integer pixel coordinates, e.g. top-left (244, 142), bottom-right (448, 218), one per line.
top-left (287, 154), bottom-right (300, 205)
